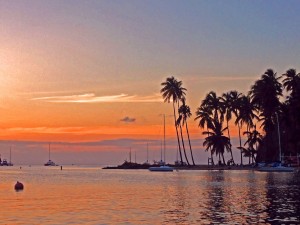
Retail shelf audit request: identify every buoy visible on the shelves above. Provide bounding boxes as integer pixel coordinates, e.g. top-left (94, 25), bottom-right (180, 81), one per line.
top-left (14, 181), bottom-right (24, 191)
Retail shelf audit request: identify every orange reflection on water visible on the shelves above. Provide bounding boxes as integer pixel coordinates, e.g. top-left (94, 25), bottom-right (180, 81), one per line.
top-left (0, 167), bottom-right (299, 224)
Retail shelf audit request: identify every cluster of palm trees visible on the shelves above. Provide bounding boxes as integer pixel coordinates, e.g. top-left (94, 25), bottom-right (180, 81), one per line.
top-left (161, 68), bottom-right (300, 166)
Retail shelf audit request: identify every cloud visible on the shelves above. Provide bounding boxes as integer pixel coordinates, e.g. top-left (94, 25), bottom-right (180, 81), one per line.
top-left (120, 116), bottom-right (136, 123)
top-left (30, 93), bottom-right (163, 103)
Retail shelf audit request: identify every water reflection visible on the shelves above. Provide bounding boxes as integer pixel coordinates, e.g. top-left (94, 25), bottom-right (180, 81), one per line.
top-left (0, 167), bottom-right (299, 224)
top-left (161, 170), bottom-right (300, 224)
top-left (264, 173), bottom-right (300, 224)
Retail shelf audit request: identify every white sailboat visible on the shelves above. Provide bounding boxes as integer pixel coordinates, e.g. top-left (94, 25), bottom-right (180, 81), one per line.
top-left (44, 143), bottom-right (58, 166)
top-left (149, 114), bottom-right (173, 172)
top-left (258, 113), bottom-right (294, 172)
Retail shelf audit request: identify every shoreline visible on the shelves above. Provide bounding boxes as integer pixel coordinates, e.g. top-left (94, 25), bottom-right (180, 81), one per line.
top-left (102, 163), bottom-right (259, 171)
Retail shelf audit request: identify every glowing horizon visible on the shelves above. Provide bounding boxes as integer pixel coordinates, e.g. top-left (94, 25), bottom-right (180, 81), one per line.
top-left (0, 0), bottom-right (299, 164)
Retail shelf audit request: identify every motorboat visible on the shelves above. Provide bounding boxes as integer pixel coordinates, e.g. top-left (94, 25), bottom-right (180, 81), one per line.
top-left (149, 114), bottom-right (174, 172)
top-left (257, 113), bottom-right (294, 173)
top-left (44, 159), bottom-right (57, 166)
top-left (44, 143), bottom-right (58, 166)
top-left (149, 165), bottom-right (174, 172)
top-left (257, 163), bottom-right (294, 172)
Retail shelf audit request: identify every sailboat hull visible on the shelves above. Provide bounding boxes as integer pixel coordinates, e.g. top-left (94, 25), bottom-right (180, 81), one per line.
top-left (149, 166), bottom-right (174, 172)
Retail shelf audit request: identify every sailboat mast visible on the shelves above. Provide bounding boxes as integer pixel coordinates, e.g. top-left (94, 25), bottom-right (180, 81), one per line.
top-left (160, 141), bottom-right (162, 162)
top-left (147, 142), bottom-right (149, 163)
top-left (49, 143), bottom-right (51, 160)
top-left (163, 114), bottom-right (166, 163)
top-left (275, 113), bottom-right (282, 162)
top-left (9, 147), bottom-right (11, 164)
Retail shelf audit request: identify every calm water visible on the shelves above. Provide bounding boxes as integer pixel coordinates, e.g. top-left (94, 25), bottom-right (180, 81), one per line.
top-left (0, 166), bottom-right (299, 224)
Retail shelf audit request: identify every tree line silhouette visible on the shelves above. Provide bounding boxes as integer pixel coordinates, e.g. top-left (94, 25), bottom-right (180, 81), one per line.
top-left (161, 68), bottom-right (300, 166)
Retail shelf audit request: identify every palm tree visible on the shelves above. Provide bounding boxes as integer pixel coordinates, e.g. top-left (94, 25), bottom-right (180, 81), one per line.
top-left (282, 68), bottom-right (300, 97)
top-left (226, 91), bottom-right (243, 165)
top-left (201, 91), bottom-right (224, 121)
top-left (195, 105), bottom-right (214, 164)
top-left (250, 69), bottom-right (282, 132)
top-left (243, 126), bottom-right (263, 163)
top-left (220, 91), bottom-right (239, 164)
top-left (176, 108), bottom-right (190, 165)
top-left (249, 69), bottom-right (282, 161)
top-left (202, 118), bottom-right (230, 165)
top-left (161, 76), bottom-right (186, 165)
top-left (282, 69), bottom-right (300, 157)
top-left (178, 100), bottom-right (195, 165)
top-left (236, 95), bottom-right (259, 163)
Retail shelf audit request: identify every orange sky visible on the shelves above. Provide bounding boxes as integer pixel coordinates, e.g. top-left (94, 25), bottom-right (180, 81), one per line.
top-left (0, 1), bottom-right (298, 165)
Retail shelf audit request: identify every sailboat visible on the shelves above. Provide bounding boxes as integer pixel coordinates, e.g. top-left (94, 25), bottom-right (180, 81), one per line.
top-left (0, 148), bottom-right (13, 166)
top-left (149, 114), bottom-right (173, 172)
top-left (258, 113), bottom-right (294, 172)
top-left (44, 143), bottom-right (58, 166)
top-left (8, 147), bottom-right (13, 166)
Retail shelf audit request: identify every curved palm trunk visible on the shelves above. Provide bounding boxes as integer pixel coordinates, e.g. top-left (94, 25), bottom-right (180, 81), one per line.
top-left (185, 121), bottom-right (195, 165)
top-left (226, 119), bottom-right (235, 164)
top-left (238, 122), bottom-right (243, 165)
top-left (173, 102), bottom-right (183, 165)
top-left (179, 123), bottom-right (190, 165)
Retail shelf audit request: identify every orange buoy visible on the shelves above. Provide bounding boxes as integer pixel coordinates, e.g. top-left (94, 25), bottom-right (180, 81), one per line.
top-left (14, 181), bottom-right (24, 191)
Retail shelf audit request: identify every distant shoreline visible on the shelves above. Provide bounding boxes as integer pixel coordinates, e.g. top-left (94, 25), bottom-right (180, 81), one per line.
top-left (102, 163), bottom-right (259, 171)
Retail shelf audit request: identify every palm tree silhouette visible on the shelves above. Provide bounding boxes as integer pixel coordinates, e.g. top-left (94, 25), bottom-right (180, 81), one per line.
top-left (282, 68), bottom-right (300, 97)
top-left (220, 91), bottom-right (242, 164)
top-left (202, 118), bottom-right (230, 165)
top-left (178, 100), bottom-right (195, 165)
top-left (195, 105), bottom-right (214, 164)
top-left (243, 126), bottom-right (263, 164)
top-left (249, 69), bottom-right (282, 161)
top-left (196, 92), bottom-right (224, 165)
top-left (225, 91), bottom-right (243, 165)
top-left (161, 76), bottom-right (186, 165)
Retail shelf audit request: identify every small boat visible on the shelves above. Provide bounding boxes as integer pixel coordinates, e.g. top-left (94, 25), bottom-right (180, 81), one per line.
top-left (149, 114), bottom-right (173, 172)
top-left (257, 113), bottom-right (294, 173)
top-left (257, 163), bottom-right (294, 172)
top-left (44, 143), bottom-right (58, 166)
top-left (0, 148), bottom-right (14, 166)
top-left (44, 159), bottom-right (57, 166)
top-left (149, 165), bottom-right (174, 172)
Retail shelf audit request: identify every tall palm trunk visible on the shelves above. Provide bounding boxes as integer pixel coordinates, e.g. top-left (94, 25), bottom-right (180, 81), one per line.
top-left (173, 102), bottom-right (183, 165)
top-left (238, 122), bottom-right (243, 165)
top-left (207, 128), bottom-right (214, 165)
top-left (247, 125), bottom-right (251, 165)
top-left (226, 119), bottom-right (235, 164)
top-left (222, 153), bottom-right (226, 165)
top-left (185, 122), bottom-right (195, 165)
top-left (179, 123), bottom-right (190, 165)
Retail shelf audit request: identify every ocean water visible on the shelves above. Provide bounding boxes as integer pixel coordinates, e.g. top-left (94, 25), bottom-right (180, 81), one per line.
top-left (0, 166), bottom-right (299, 224)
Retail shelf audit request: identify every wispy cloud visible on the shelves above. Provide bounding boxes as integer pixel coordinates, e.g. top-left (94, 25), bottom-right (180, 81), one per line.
top-left (30, 93), bottom-right (163, 103)
top-left (120, 116), bottom-right (136, 123)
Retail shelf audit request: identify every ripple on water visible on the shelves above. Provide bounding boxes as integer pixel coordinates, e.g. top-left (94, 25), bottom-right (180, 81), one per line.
top-left (0, 167), bottom-right (300, 224)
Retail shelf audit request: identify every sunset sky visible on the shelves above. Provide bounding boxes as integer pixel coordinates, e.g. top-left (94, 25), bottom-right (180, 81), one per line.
top-left (1, 0), bottom-right (300, 165)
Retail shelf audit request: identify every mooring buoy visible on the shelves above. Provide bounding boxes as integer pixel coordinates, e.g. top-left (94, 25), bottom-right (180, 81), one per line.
top-left (14, 181), bottom-right (24, 191)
